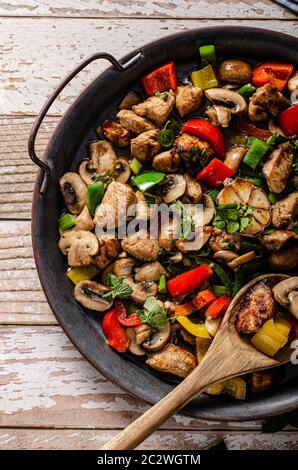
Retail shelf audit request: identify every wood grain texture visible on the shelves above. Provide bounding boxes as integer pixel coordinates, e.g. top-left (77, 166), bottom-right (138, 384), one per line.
top-left (0, 0), bottom-right (295, 19)
top-left (0, 325), bottom-right (265, 431)
top-left (0, 429), bottom-right (297, 450)
top-left (1, 18), bottom-right (297, 115)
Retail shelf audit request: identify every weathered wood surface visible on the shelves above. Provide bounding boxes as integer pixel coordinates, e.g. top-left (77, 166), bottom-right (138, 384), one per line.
top-left (0, 429), bottom-right (297, 450)
top-left (1, 18), bottom-right (297, 115)
top-left (0, 0), bottom-right (295, 19)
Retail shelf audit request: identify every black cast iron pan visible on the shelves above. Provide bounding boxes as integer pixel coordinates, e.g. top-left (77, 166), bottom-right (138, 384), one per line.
top-left (29, 27), bottom-right (298, 421)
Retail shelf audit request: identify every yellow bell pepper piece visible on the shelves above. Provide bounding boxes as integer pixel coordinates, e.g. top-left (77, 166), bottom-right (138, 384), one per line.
top-left (251, 332), bottom-right (283, 357)
top-left (195, 337), bottom-right (212, 363)
top-left (206, 382), bottom-right (225, 395)
top-left (67, 266), bottom-right (99, 285)
top-left (260, 319), bottom-right (288, 344)
top-left (206, 377), bottom-right (246, 400)
top-left (176, 316), bottom-right (210, 338)
top-left (274, 316), bottom-right (292, 337)
top-left (191, 65), bottom-right (218, 90)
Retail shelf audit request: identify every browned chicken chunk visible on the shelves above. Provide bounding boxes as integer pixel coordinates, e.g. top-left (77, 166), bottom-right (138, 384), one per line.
top-left (248, 84), bottom-right (289, 123)
top-left (259, 230), bottom-right (298, 252)
top-left (100, 120), bottom-right (130, 147)
top-left (94, 181), bottom-right (137, 228)
top-left (146, 344), bottom-right (197, 378)
top-left (93, 238), bottom-right (120, 269)
top-left (235, 281), bottom-right (275, 334)
top-left (132, 91), bottom-right (175, 127)
top-left (209, 228), bottom-right (242, 252)
top-left (121, 231), bottom-right (160, 261)
top-left (130, 130), bottom-right (161, 163)
top-left (262, 142), bottom-right (294, 193)
top-left (251, 370), bottom-right (276, 393)
top-left (153, 150), bottom-right (180, 173)
top-left (175, 84), bottom-right (203, 118)
top-left (272, 192), bottom-right (298, 230)
top-left (116, 109), bottom-right (157, 134)
top-left (172, 133), bottom-right (214, 161)
top-left (268, 245), bottom-right (298, 271)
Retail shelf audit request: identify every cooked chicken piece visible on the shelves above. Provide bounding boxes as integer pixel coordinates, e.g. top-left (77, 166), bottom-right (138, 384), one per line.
top-left (175, 84), bottom-right (203, 118)
top-left (119, 90), bottom-right (142, 110)
top-left (121, 230), bottom-right (159, 261)
top-left (93, 181), bottom-right (137, 228)
top-left (93, 238), bottom-right (120, 269)
top-left (248, 84), bottom-right (289, 123)
top-left (262, 142), bottom-right (294, 193)
top-left (113, 257), bottom-right (135, 277)
top-left (100, 120), bottom-right (130, 147)
top-left (116, 109), bottom-right (157, 134)
top-left (135, 190), bottom-right (150, 220)
top-left (251, 370), bottom-right (276, 393)
top-left (125, 278), bottom-right (158, 305)
top-left (272, 192), bottom-right (298, 230)
top-left (159, 217), bottom-right (180, 252)
top-left (146, 343), bottom-right (197, 378)
top-left (268, 245), bottom-right (298, 271)
top-left (89, 141), bottom-right (117, 175)
top-left (205, 105), bottom-right (231, 127)
top-left (134, 261), bottom-right (167, 282)
top-left (184, 173), bottom-right (202, 203)
top-left (153, 150), bottom-right (180, 173)
top-left (259, 230), bottom-right (298, 252)
top-left (130, 130), bottom-right (161, 164)
top-left (209, 228), bottom-right (242, 252)
top-left (235, 281), bottom-right (275, 334)
top-left (132, 90), bottom-right (175, 127)
top-left (172, 133), bottom-right (214, 161)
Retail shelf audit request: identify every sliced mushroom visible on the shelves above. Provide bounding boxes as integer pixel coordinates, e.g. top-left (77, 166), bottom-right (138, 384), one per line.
top-left (125, 278), bottom-right (158, 305)
top-left (88, 140), bottom-right (117, 175)
top-left (268, 119), bottom-right (285, 137)
top-left (119, 90), bottom-right (142, 110)
top-left (184, 173), bottom-right (202, 203)
top-left (59, 230), bottom-right (99, 267)
top-left (202, 194), bottom-right (215, 226)
top-left (224, 146), bottom-right (246, 172)
top-left (153, 151), bottom-right (181, 174)
top-left (134, 261), bottom-right (167, 282)
top-left (126, 327), bottom-right (146, 356)
top-left (113, 159), bottom-right (131, 184)
top-left (74, 280), bottom-right (112, 312)
top-left (78, 160), bottom-right (98, 185)
top-left (161, 174), bottom-right (186, 204)
top-left (59, 172), bottom-right (87, 215)
top-left (214, 250), bottom-right (238, 263)
top-left (176, 226), bottom-right (212, 253)
top-left (218, 59), bottom-right (252, 84)
top-left (273, 277), bottom-right (298, 320)
top-left (169, 251), bottom-right (183, 263)
top-left (205, 89), bottom-right (247, 124)
top-left (228, 251), bottom-right (256, 269)
top-left (134, 324), bottom-right (152, 345)
top-left (268, 245), bottom-right (298, 272)
top-left (74, 205), bottom-right (95, 231)
top-left (143, 321), bottom-right (171, 352)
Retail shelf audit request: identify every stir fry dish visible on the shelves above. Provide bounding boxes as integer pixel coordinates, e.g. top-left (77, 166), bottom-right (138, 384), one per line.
top-left (58, 44), bottom-right (298, 400)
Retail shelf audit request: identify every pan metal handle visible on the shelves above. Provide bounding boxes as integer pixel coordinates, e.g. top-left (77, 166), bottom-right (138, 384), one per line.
top-left (28, 51), bottom-right (143, 191)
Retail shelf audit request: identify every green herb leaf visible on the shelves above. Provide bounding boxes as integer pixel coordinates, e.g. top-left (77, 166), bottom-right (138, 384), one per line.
top-left (170, 201), bottom-right (195, 240)
top-left (137, 296), bottom-right (168, 328)
top-left (156, 128), bottom-right (174, 147)
top-left (227, 221), bottom-right (239, 233)
top-left (103, 274), bottom-right (133, 302)
top-left (239, 217), bottom-right (251, 232)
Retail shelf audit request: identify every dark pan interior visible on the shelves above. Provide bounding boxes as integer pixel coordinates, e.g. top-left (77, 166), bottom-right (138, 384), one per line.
top-left (31, 27), bottom-right (298, 421)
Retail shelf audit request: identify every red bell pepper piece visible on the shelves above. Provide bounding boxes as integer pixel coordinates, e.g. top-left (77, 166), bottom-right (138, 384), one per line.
top-left (141, 62), bottom-right (177, 96)
top-left (167, 264), bottom-right (213, 297)
top-left (205, 294), bottom-right (232, 319)
top-left (237, 121), bottom-right (272, 140)
top-left (193, 289), bottom-right (217, 310)
top-left (196, 158), bottom-right (235, 188)
top-left (114, 300), bottom-right (143, 327)
top-left (252, 62), bottom-right (294, 92)
top-left (279, 104), bottom-right (298, 136)
top-left (174, 302), bottom-right (195, 316)
top-left (181, 119), bottom-right (226, 158)
top-left (102, 308), bottom-right (129, 353)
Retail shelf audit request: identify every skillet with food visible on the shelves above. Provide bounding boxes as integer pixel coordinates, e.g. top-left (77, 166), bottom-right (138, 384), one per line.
top-left (57, 42), bottom-right (298, 402)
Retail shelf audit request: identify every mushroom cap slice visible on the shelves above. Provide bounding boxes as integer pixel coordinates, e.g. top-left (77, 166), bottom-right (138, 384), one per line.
top-left (273, 277), bottom-right (298, 317)
top-left (202, 194), bottom-right (215, 226)
top-left (134, 261), bottom-right (167, 282)
top-left (74, 205), bottom-right (95, 231)
top-left (125, 278), bottom-right (158, 305)
top-left (162, 174), bottom-right (186, 204)
top-left (205, 88), bottom-right (247, 114)
top-left (217, 178), bottom-right (271, 236)
top-left (59, 172), bottom-right (87, 215)
top-left (59, 230), bottom-right (99, 267)
top-left (114, 158), bottom-right (131, 184)
top-left (176, 226), bottom-right (212, 253)
top-left (74, 280), bottom-right (112, 312)
top-left (78, 160), bottom-right (98, 185)
top-left (126, 327), bottom-right (146, 356)
top-left (142, 321), bottom-right (171, 352)
top-left (88, 140), bottom-right (117, 175)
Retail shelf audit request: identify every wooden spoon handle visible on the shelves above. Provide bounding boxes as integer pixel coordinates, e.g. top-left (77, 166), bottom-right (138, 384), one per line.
top-left (101, 359), bottom-right (219, 450)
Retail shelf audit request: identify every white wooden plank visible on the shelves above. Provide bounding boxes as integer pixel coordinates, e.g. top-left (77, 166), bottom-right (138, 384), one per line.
top-left (0, 325), bottom-right (263, 430)
top-left (0, 428), bottom-right (297, 450)
top-left (0, 0), bottom-right (294, 19)
top-left (0, 18), bottom-right (297, 115)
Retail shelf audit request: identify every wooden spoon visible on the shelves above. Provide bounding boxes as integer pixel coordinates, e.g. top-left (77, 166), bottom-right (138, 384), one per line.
top-left (102, 273), bottom-right (292, 450)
